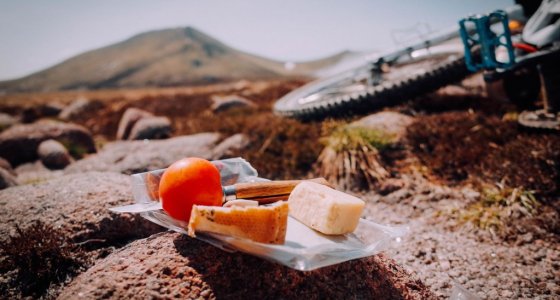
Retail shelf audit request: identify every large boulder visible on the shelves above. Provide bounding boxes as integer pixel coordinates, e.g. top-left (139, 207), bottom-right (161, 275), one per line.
top-left (128, 116), bottom-right (171, 140)
top-left (65, 133), bottom-right (222, 174)
top-left (37, 139), bottom-right (72, 169)
top-left (58, 97), bottom-right (102, 121)
top-left (21, 103), bottom-right (63, 123)
top-left (0, 171), bottom-right (163, 245)
top-left (0, 120), bottom-right (96, 166)
top-left (116, 108), bottom-right (153, 140)
top-left (59, 232), bottom-right (435, 299)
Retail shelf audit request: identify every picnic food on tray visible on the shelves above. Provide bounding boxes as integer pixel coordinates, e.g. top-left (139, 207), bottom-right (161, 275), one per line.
top-left (288, 181), bottom-right (365, 235)
top-left (157, 157), bottom-right (366, 244)
top-left (159, 157), bottom-right (223, 222)
top-left (188, 201), bottom-right (289, 244)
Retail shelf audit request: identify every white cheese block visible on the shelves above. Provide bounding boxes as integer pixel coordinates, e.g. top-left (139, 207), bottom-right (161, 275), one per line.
top-left (288, 181), bottom-right (365, 235)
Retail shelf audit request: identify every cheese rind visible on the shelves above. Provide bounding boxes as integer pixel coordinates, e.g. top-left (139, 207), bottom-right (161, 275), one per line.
top-left (188, 201), bottom-right (288, 244)
top-left (288, 181), bottom-right (364, 235)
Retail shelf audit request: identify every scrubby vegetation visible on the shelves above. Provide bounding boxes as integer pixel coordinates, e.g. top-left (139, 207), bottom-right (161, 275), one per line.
top-left (407, 111), bottom-right (560, 199)
top-left (456, 182), bottom-right (540, 232)
top-left (0, 222), bottom-right (90, 298)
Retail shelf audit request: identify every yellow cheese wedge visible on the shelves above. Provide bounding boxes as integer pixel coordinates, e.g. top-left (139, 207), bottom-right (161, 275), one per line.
top-left (288, 181), bottom-right (364, 235)
top-left (188, 201), bottom-right (289, 244)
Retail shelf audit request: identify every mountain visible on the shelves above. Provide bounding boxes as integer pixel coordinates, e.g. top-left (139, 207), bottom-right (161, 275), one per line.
top-left (0, 27), bottom-right (356, 93)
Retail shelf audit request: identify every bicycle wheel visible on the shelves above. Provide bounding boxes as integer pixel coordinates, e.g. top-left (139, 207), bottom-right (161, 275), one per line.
top-left (274, 45), bottom-right (469, 121)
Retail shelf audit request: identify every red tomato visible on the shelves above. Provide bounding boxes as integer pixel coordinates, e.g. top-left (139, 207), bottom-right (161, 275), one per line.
top-left (159, 157), bottom-right (223, 222)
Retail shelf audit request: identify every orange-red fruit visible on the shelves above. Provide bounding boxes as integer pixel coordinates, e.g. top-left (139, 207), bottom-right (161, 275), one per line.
top-left (159, 157), bottom-right (223, 222)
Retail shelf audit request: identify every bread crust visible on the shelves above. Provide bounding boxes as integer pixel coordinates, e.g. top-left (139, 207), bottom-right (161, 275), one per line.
top-left (188, 201), bottom-right (289, 244)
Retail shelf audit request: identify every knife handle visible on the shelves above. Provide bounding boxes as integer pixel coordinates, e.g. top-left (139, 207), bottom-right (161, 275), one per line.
top-left (230, 178), bottom-right (332, 203)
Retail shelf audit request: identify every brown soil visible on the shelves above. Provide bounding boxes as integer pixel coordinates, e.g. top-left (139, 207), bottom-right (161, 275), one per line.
top-left (407, 111), bottom-right (560, 199)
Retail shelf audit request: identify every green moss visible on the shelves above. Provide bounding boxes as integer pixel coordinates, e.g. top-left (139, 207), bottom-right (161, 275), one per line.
top-left (321, 125), bottom-right (396, 152)
top-left (58, 139), bottom-right (89, 159)
top-left (317, 124), bottom-right (394, 190)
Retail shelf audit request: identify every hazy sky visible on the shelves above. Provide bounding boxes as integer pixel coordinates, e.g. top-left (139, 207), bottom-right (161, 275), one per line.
top-left (0, 0), bottom-right (512, 80)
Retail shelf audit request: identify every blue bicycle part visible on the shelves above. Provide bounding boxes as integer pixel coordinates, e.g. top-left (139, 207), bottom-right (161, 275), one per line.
top-left (459, 10), bottom-right (516, 72)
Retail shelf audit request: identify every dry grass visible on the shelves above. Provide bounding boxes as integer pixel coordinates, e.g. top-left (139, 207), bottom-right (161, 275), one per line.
top-left (317, 123), bottom-right (395, 190)
top-left (457, 182), bottom-right (540, 234)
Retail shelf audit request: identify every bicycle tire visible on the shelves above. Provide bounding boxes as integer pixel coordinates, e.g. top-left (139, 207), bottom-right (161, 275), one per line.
top-left (274, 52), bottom-right (469, 121)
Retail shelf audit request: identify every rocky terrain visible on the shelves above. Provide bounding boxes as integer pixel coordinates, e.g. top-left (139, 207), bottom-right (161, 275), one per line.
top-left (0, 77), bottom-right (558, 299)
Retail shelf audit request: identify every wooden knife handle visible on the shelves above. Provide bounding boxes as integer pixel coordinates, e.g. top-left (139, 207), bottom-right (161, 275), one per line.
top-left (233, 178), bottom-right (332, 201)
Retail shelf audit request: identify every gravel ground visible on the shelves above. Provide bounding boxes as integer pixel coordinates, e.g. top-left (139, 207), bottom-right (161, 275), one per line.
top-left (360, 174), bottom-right (560, 299)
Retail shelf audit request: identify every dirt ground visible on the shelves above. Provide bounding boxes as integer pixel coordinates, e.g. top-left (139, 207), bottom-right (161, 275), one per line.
top-left (0, 78), bottom-right (558, 298)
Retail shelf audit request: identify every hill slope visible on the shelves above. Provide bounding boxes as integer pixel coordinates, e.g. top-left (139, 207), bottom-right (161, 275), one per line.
top-left (0, 27), bottom-right (353, 92)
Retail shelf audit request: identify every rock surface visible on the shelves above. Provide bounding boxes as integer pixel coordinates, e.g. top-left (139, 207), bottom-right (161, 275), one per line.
top-left (0, 120), bottom-right (96, 166)
top-left (21, 103), bottom-right (62, 123)
top-left (0, 113), bottom-right (19, 130)
top-left (116, 108), bottom-right (153, 140)
top-left (128, 116), bottom-right (171, 140)
top-left (58, 97), bottom-right (102, 121)
top-left (211, 133), bottom-right (250, 158)
top-left (211, 94), bottom-right (256, 113)
top-left (59, 232), bottom-right (435, 299)
top-left (37, 139), bottom-right (72, 169)
top-left (351, 111), bottom-right (413, 142)
top-left (0, 157), bottom-right (15, 176)
top-left (0, 167), bottom-right (17, 189)
top-left (14, 160), bottom-right (63, 185)
top-left (65, 133), bottom-right (221, 174)
top-left (364, 173), bottom-right (560, 299)
top-left (0, 171), bottom-right (163, 245)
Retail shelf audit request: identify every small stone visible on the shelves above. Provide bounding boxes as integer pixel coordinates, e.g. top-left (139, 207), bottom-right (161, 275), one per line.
top-left (128, 116), bottom-right (171, 140)
top-left (415, 249), bottom-right (427, 258)
top-left (534, 248), bottom-right (547, 261)
top-left (116, 108), bottom-right (153, 140)
top-left (37, 139), bottom-right (72, 169)
top-left (487, 278), bottom-right (498, 287)
top-left (440, 260), bottom-right (450, 271)
top-left (161, 267), bottom-right (172, 276)
top-left (500, 290), bottom-right (514, 297)
top-left (200, 290), bottom-right (211, 297)
top-left (487, 290), bottom-right (499, 298)
top-left (378, 178), bottom-right (405, 195)
top-left (210, 95), bottom-right (255, 113)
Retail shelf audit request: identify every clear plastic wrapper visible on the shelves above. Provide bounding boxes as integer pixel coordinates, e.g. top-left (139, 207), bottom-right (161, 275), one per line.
top-left (126, 157), bottom-right (406, 271)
